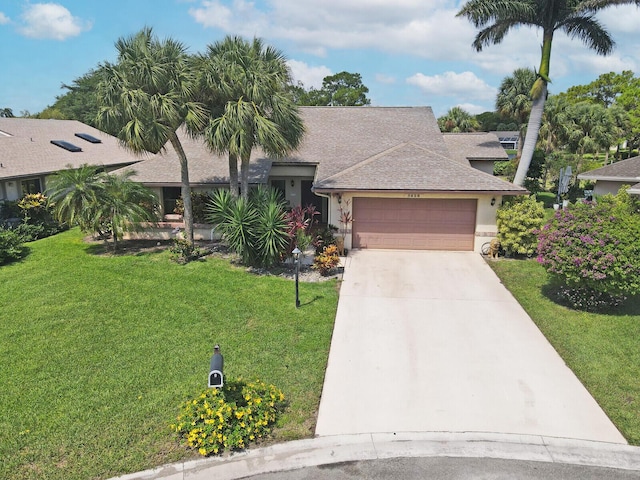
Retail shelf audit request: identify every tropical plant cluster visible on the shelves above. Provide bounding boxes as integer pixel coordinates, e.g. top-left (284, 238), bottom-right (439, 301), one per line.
top-left (1, 193), bottom-right (66, 243)
top-left (172, 379), bottom-right (285, 456)
top-left (536, 189), bottom-right (640, 311)
top-left (312, 244), bottom-right (341, 276)
top-left (206, 186), bottom-right (289, 267)
top-left (46, 165), bottom-right (159, 251)
top-left (206, 186), bottom-right (327, 268)
top-left (286, 204), bottom-right (319, 255)
top-left (496, 196), bottom-right (546, 257)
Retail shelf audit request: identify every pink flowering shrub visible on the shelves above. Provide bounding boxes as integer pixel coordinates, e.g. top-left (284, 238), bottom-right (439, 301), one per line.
top-left (536, 188), bottom-right (640, 311)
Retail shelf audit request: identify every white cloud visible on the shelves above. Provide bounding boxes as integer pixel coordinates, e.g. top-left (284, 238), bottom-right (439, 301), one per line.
top-left (188, 0), bottom-right (474, 60)
top-left (189, 0), bottom-right (268, 36)
top-left (597, 5), bottom-right (639, 35)
top-left (19, 3), bottom-right (91, 40)
top-left (287, 60), bottom-right (331, 89)
top-left (185, 0), bottom-right (638, 97)
top-left (455, 103), bottom-right (487, 115)
top-left (406, 71), bottom-right (496, 101)
top-left (375, 74), bottom-right (396, 85)
top-left (0, 12), bottom-right (10, 25)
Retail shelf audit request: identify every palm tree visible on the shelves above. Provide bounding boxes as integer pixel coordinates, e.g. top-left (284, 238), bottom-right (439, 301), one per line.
top-left (46, 165), bottom-right (158, 249)
top-left (95, 27), bottom-right (206, 245)
top-left (458, 0), bottom-right (640, 187)
top-left (196, 36), bottom-right (305, 199)
top-left (96, 170), bottom-right (159, 251)
top-left (46, 164), bottom-right (106, 232)
top-left (496, 68), bottom-right (536, 159)
top-left (437, 106), bottom-right (480, 132)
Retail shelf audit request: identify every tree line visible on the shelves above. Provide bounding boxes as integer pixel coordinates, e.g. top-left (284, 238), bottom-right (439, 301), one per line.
top-left (4, 29), bottom-right (371, 248)
top-left (438, 68), bottom-right (640, 192)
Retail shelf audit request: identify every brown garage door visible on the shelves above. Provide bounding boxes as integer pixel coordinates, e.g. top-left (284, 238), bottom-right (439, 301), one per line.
top-left (352, 198), bottom-right (477, 250)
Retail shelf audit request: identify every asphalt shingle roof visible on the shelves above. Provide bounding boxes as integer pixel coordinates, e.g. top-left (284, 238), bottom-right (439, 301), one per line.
top-left (577, 156), bottom-right (640, 182)
top-left (442, 132), bottom-right (508, 164)
top-left (123, 130), bottom-right (272, 185)
top-left (577, 155), bottom-right (640, 196)
top-left (0, 118), bottom-right (143, 180)
top-left (315, 142), bottom-right (519, 192)
top-left (6, 108), bottom-right (526, 195)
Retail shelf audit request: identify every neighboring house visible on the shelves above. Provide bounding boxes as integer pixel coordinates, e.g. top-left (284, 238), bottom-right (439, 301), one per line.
top-left (0, 118), bottom-right (144, 202)
top-left (492, 131), bottom-right (519, 159)
top-left (577, 156), bottom-right (640, 197)
top-left (126, 107), bottom-right (527, 252)
top-left (443, 132), bottom-right (508, 175)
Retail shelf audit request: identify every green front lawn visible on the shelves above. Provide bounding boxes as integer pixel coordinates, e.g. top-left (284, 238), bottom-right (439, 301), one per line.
top-left (488, 258), bottom-right (640, 445)
top-left (0, 229), bottom-right (338, 480)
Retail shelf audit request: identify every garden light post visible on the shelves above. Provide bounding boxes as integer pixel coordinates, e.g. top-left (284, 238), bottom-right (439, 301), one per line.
top-left (292, 247), bottom-right (301, 308)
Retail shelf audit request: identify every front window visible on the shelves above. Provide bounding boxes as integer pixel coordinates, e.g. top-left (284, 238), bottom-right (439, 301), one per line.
top-left (21, 178), bottom-right (42, 196)
top-left (162, 187), bottom-right (182, 215)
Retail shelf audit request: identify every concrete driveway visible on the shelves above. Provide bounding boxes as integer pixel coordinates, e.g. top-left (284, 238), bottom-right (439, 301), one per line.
top-left (315, 250), bottom-right (626, 444)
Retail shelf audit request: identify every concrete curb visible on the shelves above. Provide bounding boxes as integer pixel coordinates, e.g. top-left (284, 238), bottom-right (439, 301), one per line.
top-left (110, 432), bottom-right (640, 480)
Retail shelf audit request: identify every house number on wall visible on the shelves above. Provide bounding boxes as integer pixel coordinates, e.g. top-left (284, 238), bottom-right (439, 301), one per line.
top-left (407, 194), bottom-right (421, 198)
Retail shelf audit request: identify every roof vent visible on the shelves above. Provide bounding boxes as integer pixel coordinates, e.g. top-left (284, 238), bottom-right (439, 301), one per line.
top-left (75, 133), bottom-right (102, 144)
top-left (51, 140), bottom-right (82, 152)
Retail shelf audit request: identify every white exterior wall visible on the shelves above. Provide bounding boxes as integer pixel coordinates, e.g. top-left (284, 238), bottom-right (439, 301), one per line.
top-left (593, 181), bottom-right (627, 197)
top-left (469, 161), bottom-right (495, 175)
top-left (1, 179), bottom-right (22, 201)
top-left (324, 192), bottom-right (500, 253)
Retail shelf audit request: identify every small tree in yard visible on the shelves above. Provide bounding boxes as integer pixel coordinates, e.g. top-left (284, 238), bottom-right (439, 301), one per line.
top-left (536, 188), bottom-right (640, 311)
top-left (496, 196), bottom-right (545, 257)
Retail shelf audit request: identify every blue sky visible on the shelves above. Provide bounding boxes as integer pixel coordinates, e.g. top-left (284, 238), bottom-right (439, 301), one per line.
top-left (1, 1), bottom-right (638, 118)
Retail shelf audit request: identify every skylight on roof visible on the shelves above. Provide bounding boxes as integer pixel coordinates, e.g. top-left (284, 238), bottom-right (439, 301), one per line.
top-left (75, 132), bottom-right (102, 144)
top-left (51, 140), bottom-right (82, 152)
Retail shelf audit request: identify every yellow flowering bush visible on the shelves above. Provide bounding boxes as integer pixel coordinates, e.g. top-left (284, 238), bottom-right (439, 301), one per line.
top-left (172, 379), bottom-right (286, 455)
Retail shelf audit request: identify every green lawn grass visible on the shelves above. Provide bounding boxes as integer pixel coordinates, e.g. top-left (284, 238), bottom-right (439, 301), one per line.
top-left (488, 258), bottom-right (640, 445)
top-left (0, 229), bottom-right (339, 480)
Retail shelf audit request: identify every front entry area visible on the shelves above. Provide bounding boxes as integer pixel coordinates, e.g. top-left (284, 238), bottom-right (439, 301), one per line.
top-left (352, 198), bottom-right (477, 251)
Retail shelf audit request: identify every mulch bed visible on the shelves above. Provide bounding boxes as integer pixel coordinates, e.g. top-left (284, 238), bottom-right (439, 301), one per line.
top-left (85, 237), bottom-right (343, 282)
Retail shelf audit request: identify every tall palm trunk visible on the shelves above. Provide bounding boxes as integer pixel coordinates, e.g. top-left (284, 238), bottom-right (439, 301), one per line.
top-left (517, 124), bottom-right (526, 159)
top-left (228, 153), bottom-right (239, 198)
top-left (513, 32), bottom-right (552, 187)
top-left (169, 132), bottom-right (194, 245)
top-left (240, 155), bottom-right (250, 200)
top-left (514, 84), bottom-right (547, 186)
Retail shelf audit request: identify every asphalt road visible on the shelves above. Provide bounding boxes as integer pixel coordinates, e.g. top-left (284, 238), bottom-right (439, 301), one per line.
top-left (244, 457), bottom-right (640, 480)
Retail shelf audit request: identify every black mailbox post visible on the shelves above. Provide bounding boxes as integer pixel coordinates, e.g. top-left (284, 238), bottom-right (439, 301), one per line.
top-left (208, 344), bottom-right (224, 388)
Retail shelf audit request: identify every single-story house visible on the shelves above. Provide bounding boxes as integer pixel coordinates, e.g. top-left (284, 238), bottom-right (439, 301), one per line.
top-left (493, 131), bottom-right (520, 158)
top-left (577, 156), bottom-right (640, 197)
top-left (125, 107), bottom-right (527, 252)
top-left (0, 118), bottom-right (144, 202)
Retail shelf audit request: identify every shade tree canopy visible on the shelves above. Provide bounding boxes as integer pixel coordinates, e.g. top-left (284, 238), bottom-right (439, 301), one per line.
top-left (288, 71), bottom-right (371, 106)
